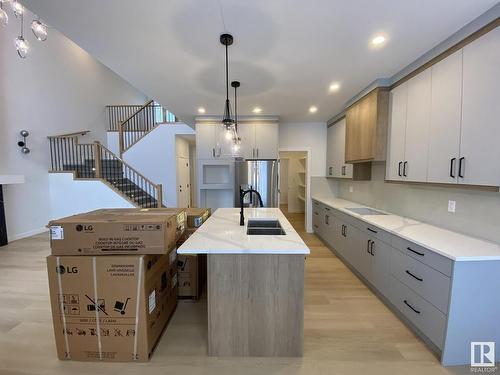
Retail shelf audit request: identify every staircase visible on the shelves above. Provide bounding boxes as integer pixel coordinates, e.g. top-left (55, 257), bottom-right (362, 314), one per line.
top-left (48, 131), bottom-right (163, 208)
top-left (107, 100), bottom-right (178, 155)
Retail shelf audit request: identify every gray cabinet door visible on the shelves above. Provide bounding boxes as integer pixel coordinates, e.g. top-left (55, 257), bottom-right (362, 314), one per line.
top-left (386, 84), bottom-right (408, 181)
top-left (370, 238), bottom-right (391, 297)
top-left (343, 224), bottom-right (364, 270)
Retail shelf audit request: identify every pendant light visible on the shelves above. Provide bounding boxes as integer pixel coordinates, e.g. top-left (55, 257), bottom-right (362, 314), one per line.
top-left (220, 33), bottom-right (235, 129)
top-left (11, 0), bottom-right (23, 17)
top-left (31, 19), bottom-right (47, 41)
top-left (15, 11), bottom-right (29, 58)
top-left (231, 80), bottom-right (241, 152)
top-left (0, 1), bottom-right (8, 27)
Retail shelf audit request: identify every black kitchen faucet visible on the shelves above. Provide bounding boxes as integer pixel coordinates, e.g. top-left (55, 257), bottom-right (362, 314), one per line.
top-left (239, 188), bottom-right (264, 226)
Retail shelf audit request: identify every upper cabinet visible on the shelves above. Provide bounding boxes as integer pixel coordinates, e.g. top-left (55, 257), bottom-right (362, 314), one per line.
top-left (345, 88), bottom-right (389, 163)
top-left (196, 122), bottom-right (279, 160)
top-left (326, 118), bottom-right (353, 178)
top-left (386, 27), bottom-right (500, 187)
top-left (237, 122), bottom-right (279, 159)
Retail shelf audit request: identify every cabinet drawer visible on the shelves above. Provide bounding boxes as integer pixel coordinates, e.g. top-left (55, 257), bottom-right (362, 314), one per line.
top-left (392, 237), bottom-right (453, 277)
top-left (363, 225), bottom-right (392, 245)
top-left (389, 276), bottom-right (447, 349)
top-left (391, 249), bottom-right (451, 314)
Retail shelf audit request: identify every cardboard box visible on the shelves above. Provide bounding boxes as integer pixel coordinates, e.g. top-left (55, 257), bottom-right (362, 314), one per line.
top-left (48, 210), bottom-right (178, 256)
top-left (91, 208), bottom-right (187, 242)
top-left (47, 253), bottom-right (177, 362)
top-left (185, 208), bottom-right (211, 229)
top-left (177, 254), bottom-right (206, 299)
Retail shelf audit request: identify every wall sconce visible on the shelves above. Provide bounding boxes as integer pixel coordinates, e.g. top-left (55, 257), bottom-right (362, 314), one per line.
top-left (17, 130), bottom-right (30, 154)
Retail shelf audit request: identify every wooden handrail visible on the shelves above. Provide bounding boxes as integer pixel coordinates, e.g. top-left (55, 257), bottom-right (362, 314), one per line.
top-left (95, 142), bottom-right (161, 189)
top-left (106, 104), bottom-right (144, 108)
top-left (119, 100), bottom-right (154, 127)
top-left (47, 130), bottom-right (90, 139)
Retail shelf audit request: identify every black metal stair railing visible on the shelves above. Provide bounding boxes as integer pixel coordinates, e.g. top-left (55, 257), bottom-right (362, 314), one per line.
top-left (48, 131), bottom-right (163, 208)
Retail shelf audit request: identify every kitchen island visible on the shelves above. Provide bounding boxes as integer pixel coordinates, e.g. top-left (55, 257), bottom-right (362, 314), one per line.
top-left (177, 208), bottom-right (310, 357)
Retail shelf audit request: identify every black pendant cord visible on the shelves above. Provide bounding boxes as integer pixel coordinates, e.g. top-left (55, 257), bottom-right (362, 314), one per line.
top-left (225, 43), bottom-right (229, 102)
top-left (234, 84), bottom-right (238, 133)
top-left (20, 12), bottom-right (24, 38)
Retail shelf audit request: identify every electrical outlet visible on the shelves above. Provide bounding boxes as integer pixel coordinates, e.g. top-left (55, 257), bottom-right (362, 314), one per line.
top-left (349, 186), bottom-right (354, 193)
top-left (448, 200), bottom-right (456, 213)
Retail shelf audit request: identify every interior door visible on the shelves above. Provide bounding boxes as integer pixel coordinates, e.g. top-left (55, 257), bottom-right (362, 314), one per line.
top-left (427, 50), bottom-right (462, 184)
top-left (254, 123), bottom-right (278, 159)
top-left (459, 27), bottom-right (500, 186)
top-left (176, 157), bottom-right (191, 207)
top-left (386, 84), bottom-right (408, 180)
top-left (404, 69), bottom-right (432, 182)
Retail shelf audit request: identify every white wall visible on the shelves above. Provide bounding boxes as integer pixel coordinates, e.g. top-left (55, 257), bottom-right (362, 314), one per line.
top-left (48, 173), bottom-right (134, 223)
top-left (279, 122), bottom-right (327, 232)
top-left (0, 7), bottom-right (147, 241)
top-left (119, 124), bottom-right (195, 207)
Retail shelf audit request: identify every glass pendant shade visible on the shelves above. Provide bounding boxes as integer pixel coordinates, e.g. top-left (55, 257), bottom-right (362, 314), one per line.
top-left (15, 36), bottom-right (29, 58)
top-left (11, 0), bottom-right (23, 16)
top-left (31, 20), bottom-right (47, 41)
top-left (0, 7), bottom-right (8, 27)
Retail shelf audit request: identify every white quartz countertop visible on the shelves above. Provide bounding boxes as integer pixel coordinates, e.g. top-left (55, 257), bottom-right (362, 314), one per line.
top-left (312, 195), bottom-right (500, 262)
top-left (177, 208), bottom-right (310, 255)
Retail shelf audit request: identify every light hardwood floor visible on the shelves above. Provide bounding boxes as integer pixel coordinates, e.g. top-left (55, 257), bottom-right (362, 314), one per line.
top-left (0, 208), bottom-right (472, 375)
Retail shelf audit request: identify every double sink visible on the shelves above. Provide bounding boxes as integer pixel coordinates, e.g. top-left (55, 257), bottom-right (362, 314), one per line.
top-left (246, 219), bottom-right (286, 235)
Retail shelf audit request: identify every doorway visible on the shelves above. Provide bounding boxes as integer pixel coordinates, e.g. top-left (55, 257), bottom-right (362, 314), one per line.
top-left (279, 150), bottom-right (308, 231)
top-left (175, 135), bottom-right (195, 208)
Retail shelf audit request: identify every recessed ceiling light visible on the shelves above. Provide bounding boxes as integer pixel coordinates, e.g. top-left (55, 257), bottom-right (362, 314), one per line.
top-left (371, 35), bottom-right (386, 47)
top-left (197, 107), bottom-right (206, 114)
top-left (309, 106), bottom-right (318, 113)
top-left (252, 107), bottom-right (262, 114)
top-left (329, 82), bottom-right (341, 93)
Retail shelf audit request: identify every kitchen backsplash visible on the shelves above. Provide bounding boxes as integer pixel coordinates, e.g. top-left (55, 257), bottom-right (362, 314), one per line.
top-left (312, 163), bottom-right (500, 244)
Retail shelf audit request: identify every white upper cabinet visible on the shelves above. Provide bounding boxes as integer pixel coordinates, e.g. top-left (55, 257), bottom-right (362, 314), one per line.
top-left (427, 50), bottom-right (463, 184)
top-left (459, 27), bottom-right (500, 187)
top-left (387, 27), bottom-right (500, 187)
top-left (254, 123), bottom-right (279, 159)
top-left (404, 68), bottom-right (432, 182)
top-left (236, 123), bottom-right (256, 159)
top-left (196, 123), bottom-right (218, 159)
top-left (326, 118), bottom-right (353, 178)
top-left (386, 84), bottom-right (408, 181)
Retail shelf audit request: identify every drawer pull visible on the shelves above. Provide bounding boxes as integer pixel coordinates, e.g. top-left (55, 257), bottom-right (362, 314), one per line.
top-left (366, 240), bottom-right (371, 254)
top-left (314, 212), bottom-right (319, 215)
top-left (325, 207), bottom-right (331, 211)
top-left (407, 247), bottom-right (425, 256)
top-left (314, 224), bottom-right (318, 229)
top-left (405, 270), bottom-right (423, 282)
top-left (367, 227), bottom-right (378, 234)
top-left (404, 300), bottom-right (421, 314)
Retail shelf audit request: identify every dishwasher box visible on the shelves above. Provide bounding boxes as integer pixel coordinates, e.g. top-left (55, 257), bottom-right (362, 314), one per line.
top-left (47, 252), bottom-right (178, 362)
top-left (90, 208), bottom-right (187, 242)
top-left (176, 254), bottom-right (206, 300)
top-left (48, 209), bottom-right (178, 256)
top-left (185, 208), bottom-right (211, 229)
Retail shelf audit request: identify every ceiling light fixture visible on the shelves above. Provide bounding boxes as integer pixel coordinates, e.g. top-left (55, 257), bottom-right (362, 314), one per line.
top-left (309, 106), bottom-right (318, 114)
top-left (31, 19), bottom-right (47, 41)
top-left (329, 82), bottom-right (340, 93)
top-left (220, 33), bottom-right (235, 129)
top-left (197, 107), bottom-right (206, 114)
top-left (14, 11), bottom-right (29, 58)
top-left (371, 34), bottom-right (386, 47)
top-left (252, 107), bottom-right (262, 114)
top-left (11, 0), bottom-right (22, 17)
top-left (0, 1), bottom-right (8, 27)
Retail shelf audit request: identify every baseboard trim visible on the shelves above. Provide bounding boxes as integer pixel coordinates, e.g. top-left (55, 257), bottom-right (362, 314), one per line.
top-left (9, 227), bottom-right (48, 242)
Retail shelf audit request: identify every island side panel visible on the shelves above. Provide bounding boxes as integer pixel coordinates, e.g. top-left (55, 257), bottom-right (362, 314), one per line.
top-left (208, 254), bottom-right (305, 357)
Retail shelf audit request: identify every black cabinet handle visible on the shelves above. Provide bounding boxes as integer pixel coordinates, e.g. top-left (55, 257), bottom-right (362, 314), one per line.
top-left (366, 240), bottom-right (371, 254)
top-left (403, 161), bottom-right (408, 177)
top-left (325, 215), bottom-right (329, 225)
top-left (458, 157), bottom-right (465, 178)
top-left (407, 247), bottom-right (425, 256)
top-left (405, 270), bottom-right (423, 282)
top-left (370, 241), bottom-right (375, 256)
top-left (450, 158), bottom-right (456, 178)
top-left (404, 300), bottom-right (421, 314)
top-left (367, 227), bottom-right (378, 234)
top-left (325, 207), bottom-right (331, 211)
top-left (398, 161), bottom-right (402, 177)
top-left (329, 167), bottom-right (333, 176)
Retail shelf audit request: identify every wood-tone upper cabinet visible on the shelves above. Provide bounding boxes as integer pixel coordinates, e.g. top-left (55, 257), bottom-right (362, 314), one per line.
top-left (326, 118), bottom-right (353, 178)
top-left (404, 68), bottom-right (432, 182)
top-left (427, 50), bottom-right (463, 184)
top-left (345, 88), bottom-right (389, 163)
top-left (459, 27), bottom-right (500, 187)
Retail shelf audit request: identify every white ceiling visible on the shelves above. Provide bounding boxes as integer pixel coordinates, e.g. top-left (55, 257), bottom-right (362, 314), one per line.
top-left (23, 0), bottom-right (498, 125)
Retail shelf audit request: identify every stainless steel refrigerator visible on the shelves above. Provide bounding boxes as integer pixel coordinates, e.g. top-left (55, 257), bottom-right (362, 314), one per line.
top-left (234, 159), bottom-right (279, 208)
